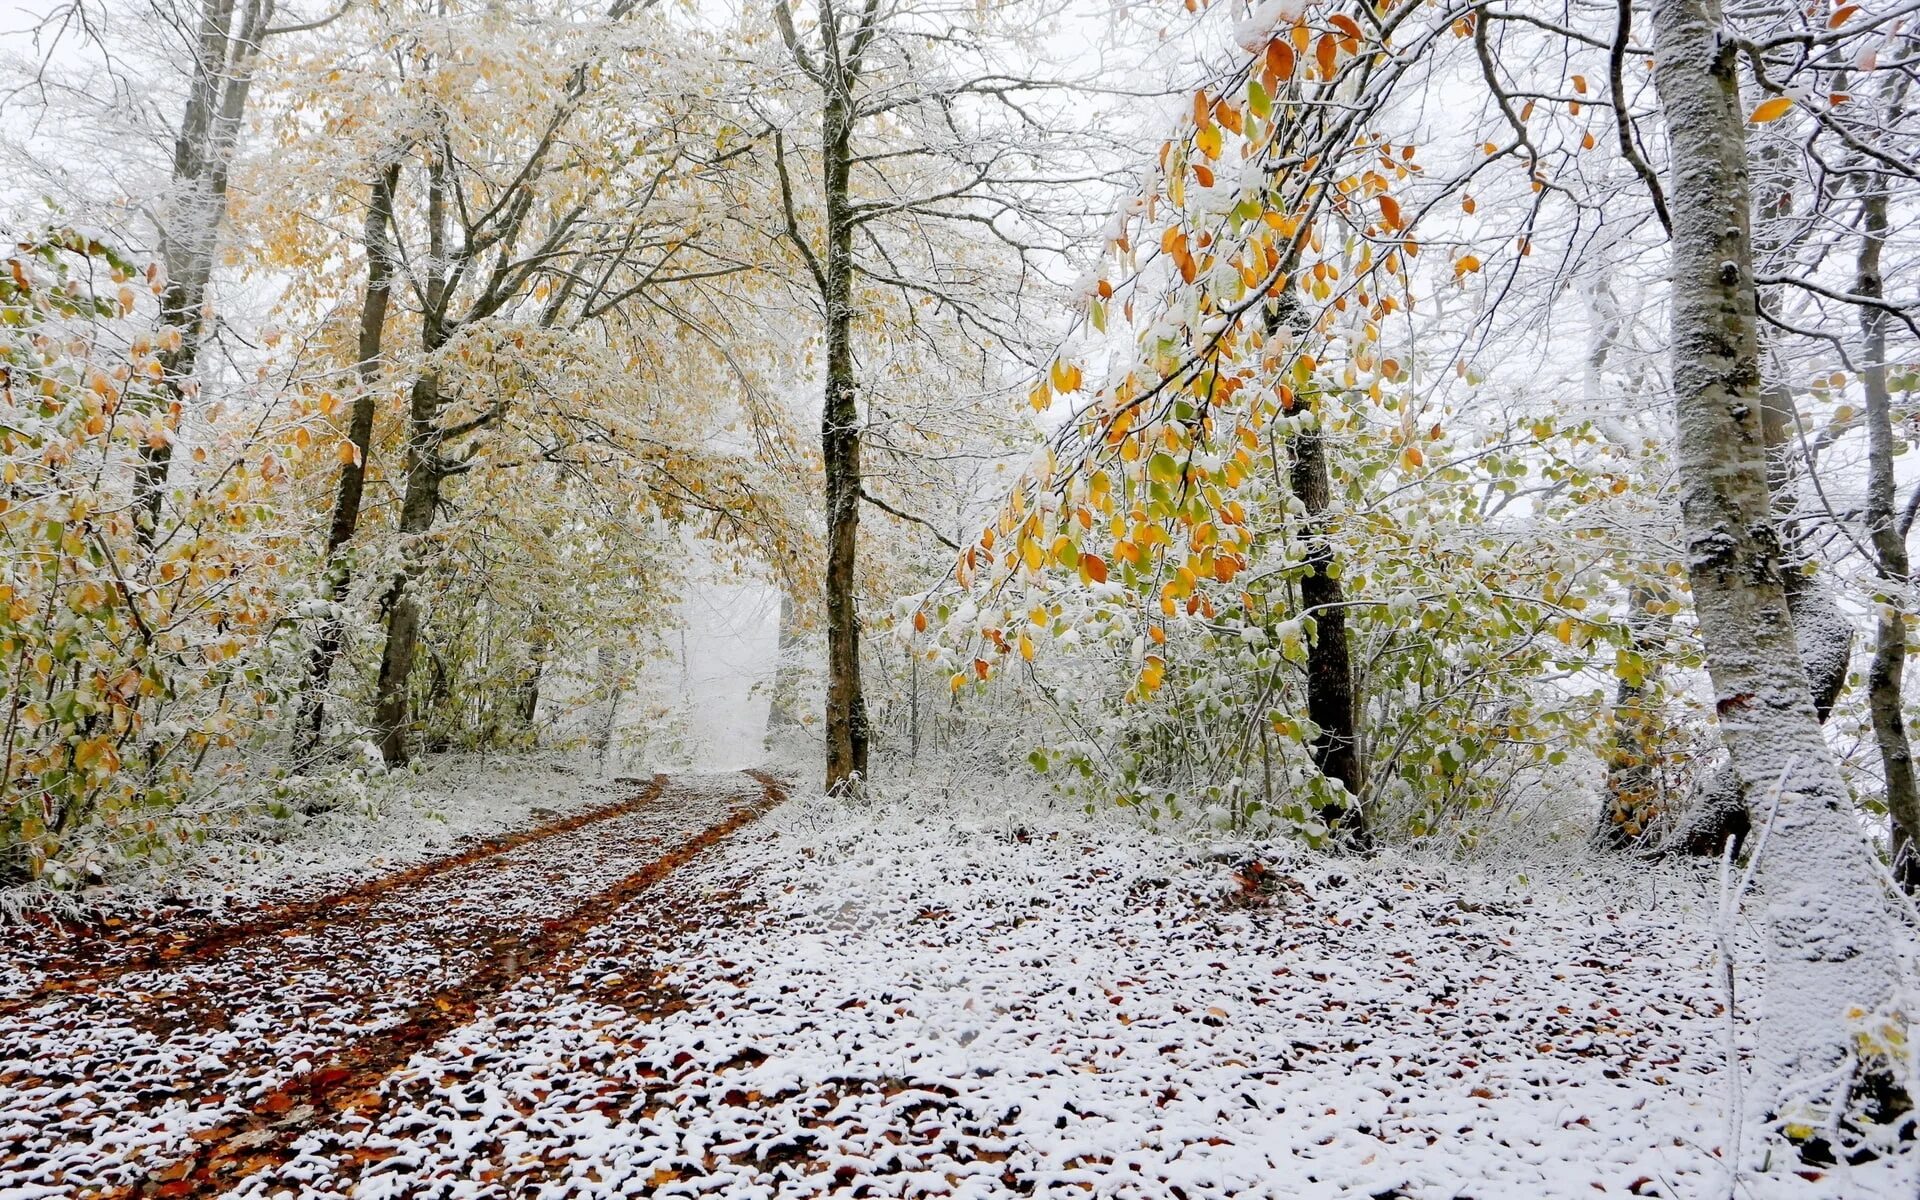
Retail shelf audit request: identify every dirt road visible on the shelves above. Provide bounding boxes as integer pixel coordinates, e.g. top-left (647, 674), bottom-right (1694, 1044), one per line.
top-left (0, 770), bottom-right (784, 1198)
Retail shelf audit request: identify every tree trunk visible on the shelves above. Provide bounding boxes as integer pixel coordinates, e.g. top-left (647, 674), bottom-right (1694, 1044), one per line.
top-left (821, 85), bottom-right (868, 794)
top-left (1857, 169), bottom-right (1920, 888)
top-left (137, 0), bottom-right (275, 542)
top-left (1673, 146), bottom-right (1851, 857)
top-left (372, 149), bottom-right (455, 768)
top-left (1651, 0), bottom-right (1906, 1131)
top-left (298, 163), bottom-right (399, 753)
top-left (596, 645), bottom-right (624, 767)
top-left (1263, 284), bottom-right (1365, 846)
top-left (371, 370), bottom-right (448, 766)
top-left (1288, 424), bottom-right (1367, 848)
top-left (766, 590), bottom-right (802, 736)
top-left (515, 610), bottom-right (551, 735)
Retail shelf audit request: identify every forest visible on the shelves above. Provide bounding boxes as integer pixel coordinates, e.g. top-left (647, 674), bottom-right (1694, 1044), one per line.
top-left (1, 0), bottom-right (1918, 1193)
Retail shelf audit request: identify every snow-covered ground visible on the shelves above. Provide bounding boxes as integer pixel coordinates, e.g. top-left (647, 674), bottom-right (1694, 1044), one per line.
top-left (227, 782), bottom-right (1917, 1199)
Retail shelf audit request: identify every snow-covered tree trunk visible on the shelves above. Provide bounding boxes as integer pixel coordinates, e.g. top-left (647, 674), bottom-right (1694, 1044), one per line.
top-left (1650, 0), bottom-right (1907, 1129)
top-left (138, 0), bottom-right (276, 542)
top-left (1857, 164), bottom-right (1920, 888)
top-left (765, 590), bottom-right (802, 737)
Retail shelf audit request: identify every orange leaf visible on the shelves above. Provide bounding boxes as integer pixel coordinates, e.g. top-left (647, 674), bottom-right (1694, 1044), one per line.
top-left (1377, 194), bottom-right (1402, 229)
top-left (1829, 4), bottom-right (1859, 25)
top-left (1266, 39), bottom-right (1295, 80)
top-left (1749, 96), bottom-right (1794, 124)
top-left (1314, 32), bottom-right (1336, 78)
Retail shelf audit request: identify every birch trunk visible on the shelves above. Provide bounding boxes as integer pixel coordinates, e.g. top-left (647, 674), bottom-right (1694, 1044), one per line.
top-left (1651, 0), bottom-right (1906, 1127)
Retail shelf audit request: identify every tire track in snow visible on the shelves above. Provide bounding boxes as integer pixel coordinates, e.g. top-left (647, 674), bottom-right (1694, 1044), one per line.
top-left (0, 773), bottom-right (672, 1012)
top-left (0, 770), bottom-right (787, 1199)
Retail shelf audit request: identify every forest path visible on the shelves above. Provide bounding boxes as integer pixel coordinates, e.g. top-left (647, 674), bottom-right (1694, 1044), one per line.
top-left (0, 769), bottom-right (786, 1198)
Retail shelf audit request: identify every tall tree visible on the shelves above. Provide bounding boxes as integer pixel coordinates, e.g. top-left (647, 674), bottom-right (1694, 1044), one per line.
top-left (1857, 134), bottom-right (1920, 888)
top-left (766, 0), bottom-right (1076, 792)
top-left (772, 0), bottom-right (875, 791)
top-left (298, 161), bottom-right (399, 751)
top-left (1649, 0), bottom-right (1906, 1132)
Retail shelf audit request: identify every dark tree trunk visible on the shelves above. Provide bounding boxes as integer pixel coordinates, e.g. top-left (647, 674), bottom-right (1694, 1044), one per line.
top-left (515, 613), bottom-right (551, 734)
top-left (299, 163), bottom-right (400, 753)
top-left (372, 149), bottom-right (455, 768)
top-left (372, 370), bottom-right (448, 766)
top-left (820, 73), bottom-right (867, 794)
top-left (1262, 281), bottom-right (1365, 847)
top-left (1288, 425), bottom-right (1367, 848)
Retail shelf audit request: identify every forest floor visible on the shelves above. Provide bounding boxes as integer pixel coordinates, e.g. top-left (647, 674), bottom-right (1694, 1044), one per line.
top-left (2, 767), bottom-right (1913, 1199)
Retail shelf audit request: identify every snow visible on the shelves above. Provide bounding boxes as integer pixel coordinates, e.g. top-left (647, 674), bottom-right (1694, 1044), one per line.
top-left (214, 782), bottom-right (1915, 1198)
top-left (0, 773), bottom-right (767, 1196)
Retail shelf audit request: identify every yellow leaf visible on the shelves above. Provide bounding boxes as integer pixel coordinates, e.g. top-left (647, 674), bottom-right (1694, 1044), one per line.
top-left (1019, 635), bottom-right (1035, 661)
top-left (1022, 539), bottom-right (1044, 571)
top-left (1749, 96), bottom-right (1794, 124)
top-left (1454, 254), bottom-right (1481, 278)
top-left (1195, 123), bottom-right (1223, 160)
